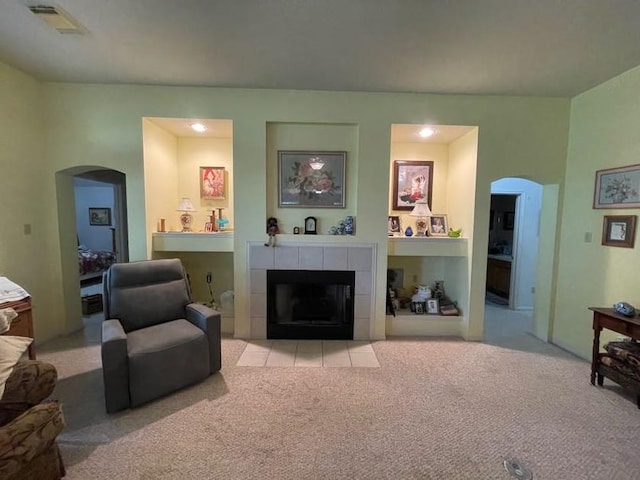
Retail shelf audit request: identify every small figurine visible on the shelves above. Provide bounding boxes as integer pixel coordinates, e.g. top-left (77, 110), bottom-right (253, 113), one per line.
top-left (265, 217), bottom-right (279, 247)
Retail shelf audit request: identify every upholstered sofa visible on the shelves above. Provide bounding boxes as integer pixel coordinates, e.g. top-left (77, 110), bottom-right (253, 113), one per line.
top-left (0, 360), bottom-right (66, 480)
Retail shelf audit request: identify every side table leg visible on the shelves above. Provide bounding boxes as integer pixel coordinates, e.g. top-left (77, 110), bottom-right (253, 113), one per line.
top-left (591, 322), bottom-right (601, 385)
top-left (597, 373), bottom-right (603, 386)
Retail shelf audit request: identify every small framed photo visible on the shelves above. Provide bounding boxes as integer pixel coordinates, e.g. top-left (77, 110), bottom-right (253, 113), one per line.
top-left (426, 298), bottom-right (440, 315)
top-left (594, 163), bottom-right (640, 209)
top-left (602, 215), bottom-right (637, 248)
top-left (388, 215), bottom-right (401, 235)
top-left (200, 166), bottom-right (225, 200)
top-left (89, 207), bottom-right (111, 226)
top-left (204, 222), bottom-right (214, 232)
top-left (413, 302), bottom-right (425, 314)
top-left (428, 214), bottom-right (448, 236)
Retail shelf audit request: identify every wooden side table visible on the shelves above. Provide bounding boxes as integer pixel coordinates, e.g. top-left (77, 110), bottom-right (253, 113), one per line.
top-left (0, 297), bottom-right (36, 359)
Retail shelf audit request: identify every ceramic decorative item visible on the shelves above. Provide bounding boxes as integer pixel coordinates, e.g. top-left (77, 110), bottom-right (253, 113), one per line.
top-left (448, 228), bottom-right (462, 238)
top-left (345, 216), bottom-right (354, 235)
top-left (337, 221), bottom-right (346, 235)
top-left (405, 226), bottom-right (413, 237)
top-left (411, 285), bottom-right (432, 302)
top-left (433, 280), bottom-right (445, 299)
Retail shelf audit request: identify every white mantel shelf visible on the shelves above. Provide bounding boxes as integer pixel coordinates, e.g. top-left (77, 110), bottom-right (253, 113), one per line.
top-left (152, 232), bottom-right (234, 252)
top-left (387, 236), bottom-right (467, 257)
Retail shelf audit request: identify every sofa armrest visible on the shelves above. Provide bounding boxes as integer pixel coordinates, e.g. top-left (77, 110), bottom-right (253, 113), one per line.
top-left (186, 303), bottom-right (221, 373)
top-left (0, 361), bottom-right (57, 407)
top-left (101, 319), bottom-right (130, 413)
top-left (0, 402), bottom-right (65, 478)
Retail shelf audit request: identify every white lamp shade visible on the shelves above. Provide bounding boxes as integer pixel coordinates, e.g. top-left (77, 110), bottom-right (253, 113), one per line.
top-left (177, 197), bottom-right (196, 212)
top-left (409, 201), bottom-right (432, 217)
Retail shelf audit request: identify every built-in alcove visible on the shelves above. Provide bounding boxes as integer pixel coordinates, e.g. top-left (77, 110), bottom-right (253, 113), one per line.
top-left (265, 122), bottom-right (359, 235)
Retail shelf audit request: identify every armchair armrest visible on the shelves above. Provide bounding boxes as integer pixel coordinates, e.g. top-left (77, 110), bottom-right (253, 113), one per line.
top-left (101, 319), bottom-right (130, 413)
top-left (0, 361), bottom-right (57, 407)
top-left (186, 303), bottom-right (221, 373)
top-left (0, 402), bottom-right (65, 479)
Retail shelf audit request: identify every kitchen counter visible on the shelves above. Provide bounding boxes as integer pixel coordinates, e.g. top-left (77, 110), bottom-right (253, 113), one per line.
top-left (487, 254), bottom-right (512, 262)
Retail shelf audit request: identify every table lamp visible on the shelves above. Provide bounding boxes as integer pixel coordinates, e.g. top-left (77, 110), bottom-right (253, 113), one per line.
top-left (177, 197), bottom-right (196, 232)
top-left (409, 200), bottom-right (432, 237)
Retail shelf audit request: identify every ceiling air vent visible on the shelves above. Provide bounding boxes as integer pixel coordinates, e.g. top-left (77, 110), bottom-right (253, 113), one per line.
top-left (28, 4), bottom-right (84, 34)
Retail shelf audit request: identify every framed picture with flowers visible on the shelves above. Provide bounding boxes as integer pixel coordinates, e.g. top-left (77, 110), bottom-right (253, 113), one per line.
top-left (278, 151), bottom-right (346, 208)
top-left (392, 160), bottom-right (434, 211)
top-left (594, 163), bottom-right (640, 209)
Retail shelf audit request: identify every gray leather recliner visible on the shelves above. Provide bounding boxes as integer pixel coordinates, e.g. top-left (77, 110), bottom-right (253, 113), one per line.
top-left (101, 258), bottom-right (221, 413)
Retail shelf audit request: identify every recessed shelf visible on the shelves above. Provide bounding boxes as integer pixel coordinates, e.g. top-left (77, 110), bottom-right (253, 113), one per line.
top-left (152, 232), bottom-right (234, 252)
top-left (387, 236), bottom-right (467, 256)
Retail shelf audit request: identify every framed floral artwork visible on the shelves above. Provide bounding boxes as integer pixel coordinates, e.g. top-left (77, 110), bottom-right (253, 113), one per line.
top-left (200, 166), bottom-right (225, 200)
top-left (602, 215), bottom-right (636, 248)
top-left (278, 151), bottom-right (346, 208)
top-left (392, 160), bottom-right (434, 211)
top-left (593, 164), bottom-right (640, 209)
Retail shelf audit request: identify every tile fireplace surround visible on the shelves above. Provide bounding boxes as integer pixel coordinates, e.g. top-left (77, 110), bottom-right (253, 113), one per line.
top-left (248, 242), bottom-right (376, 340)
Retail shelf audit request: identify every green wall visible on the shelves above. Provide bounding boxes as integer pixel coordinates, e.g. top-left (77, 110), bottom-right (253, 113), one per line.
top-left (554, 64), bottom-right (640, 358)
top-left (0, 60), bottom-right (571, 343)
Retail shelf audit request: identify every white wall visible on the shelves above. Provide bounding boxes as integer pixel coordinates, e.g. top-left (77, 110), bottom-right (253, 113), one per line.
top-left (74, 182), bottom-right (115, 251)
top-left (491, 178), bottom-right (542, 310)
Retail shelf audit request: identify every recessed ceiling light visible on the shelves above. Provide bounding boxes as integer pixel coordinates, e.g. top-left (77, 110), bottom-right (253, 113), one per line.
top-left (191, 123), bottom-right (207, 133)
top-left (419, 127), bottom-right (435, 138)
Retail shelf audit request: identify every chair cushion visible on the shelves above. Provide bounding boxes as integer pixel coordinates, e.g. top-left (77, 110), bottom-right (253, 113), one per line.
top-left (0, 337), bottom-right (32, 399)
top-left (106, 259), bottom-right (191, 332)
top-left (127, 319), bottom-right (210, 407)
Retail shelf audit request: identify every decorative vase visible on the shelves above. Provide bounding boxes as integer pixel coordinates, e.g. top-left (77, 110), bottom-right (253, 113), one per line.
top-left (405, 226), bottom-right (413, 237)
top-left (345, 216), bottom-right (354, 235)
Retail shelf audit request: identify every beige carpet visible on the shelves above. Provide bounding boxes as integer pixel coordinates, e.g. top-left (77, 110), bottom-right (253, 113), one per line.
top-left (37, 310), bottom-right (640, 479)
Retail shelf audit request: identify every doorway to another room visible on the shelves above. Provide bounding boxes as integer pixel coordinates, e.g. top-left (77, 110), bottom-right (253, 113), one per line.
top-left (484, 178), bottom-right (542, 341)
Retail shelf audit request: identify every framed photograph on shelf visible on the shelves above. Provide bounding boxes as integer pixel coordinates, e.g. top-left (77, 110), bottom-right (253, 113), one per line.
top-left (602, 215), bottom-right (637, 248)
top-left (388, 215), bottom-right (402, 235)
top-left (594, 164), bottom-right (640, 209)
top-left (89, 207), bottom-right (111, 226)
top-left (278, 150), bottom-right (346, 208)
top-left (392, 160), bottom-right (434, 211)
top-left (413, 302), bottom-right (425, 314)
top-left (204, 222), bottom-right (214, 232)
top-left (426, 298), bottom-right (440, 315)
top-left (428, 214), bottom-right (448, 236)
top-left (200, 166), bottom-right (225, 200)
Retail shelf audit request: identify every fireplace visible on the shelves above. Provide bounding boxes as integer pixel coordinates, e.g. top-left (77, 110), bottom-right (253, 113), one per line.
top-left (267, 269), bottom-right (355, 340)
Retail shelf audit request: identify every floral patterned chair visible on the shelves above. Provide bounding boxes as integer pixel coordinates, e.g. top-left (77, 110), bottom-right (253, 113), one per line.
top-left (0, 361), bottom-right (66, 479)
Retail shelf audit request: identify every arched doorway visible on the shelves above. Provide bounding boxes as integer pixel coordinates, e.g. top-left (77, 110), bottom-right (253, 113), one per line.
top-left (484, 178), bottom-right (547, 342)
top-left (55, 166), bottom-right (128, 333)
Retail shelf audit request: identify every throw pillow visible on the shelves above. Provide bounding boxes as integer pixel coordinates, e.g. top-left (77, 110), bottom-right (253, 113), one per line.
top-left (0, 336), bottom-right (32, 398)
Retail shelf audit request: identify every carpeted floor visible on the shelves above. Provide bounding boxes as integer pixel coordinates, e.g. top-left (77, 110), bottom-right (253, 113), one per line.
top-left (37, 309), bottom-right (640, 479)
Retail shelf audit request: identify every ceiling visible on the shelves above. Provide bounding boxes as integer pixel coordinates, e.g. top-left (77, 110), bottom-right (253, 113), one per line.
top-left (1, 1), bottom-right (640, 98)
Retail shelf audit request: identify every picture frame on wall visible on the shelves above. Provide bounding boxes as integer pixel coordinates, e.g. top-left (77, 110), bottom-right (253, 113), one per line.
top-left (503, 211), bottom-right (515, 230)
top-left (594, 163), bottom-right (640, 209)
top-left (278, 150), bottom-right (346, 208)
top-left (602, 215), bottom-right (637, 248)
top-left (200, 166), bottom-right (225, 200)
top-left (392, 160), bottom-right (434, 211)
top-left (428, 214), bottom-right (448, 236)
top-left (89, 207), bottom-right (111, 226)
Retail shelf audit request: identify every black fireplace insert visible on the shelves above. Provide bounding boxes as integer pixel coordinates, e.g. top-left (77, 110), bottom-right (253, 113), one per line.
top-left (267, 269), bottom-right (355, 340)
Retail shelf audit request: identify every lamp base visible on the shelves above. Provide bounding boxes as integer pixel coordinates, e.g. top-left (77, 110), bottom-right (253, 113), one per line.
top-left (415, 217), bottom-right (428, 237)
top-left (180, 212), bottom-right (193, 232)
